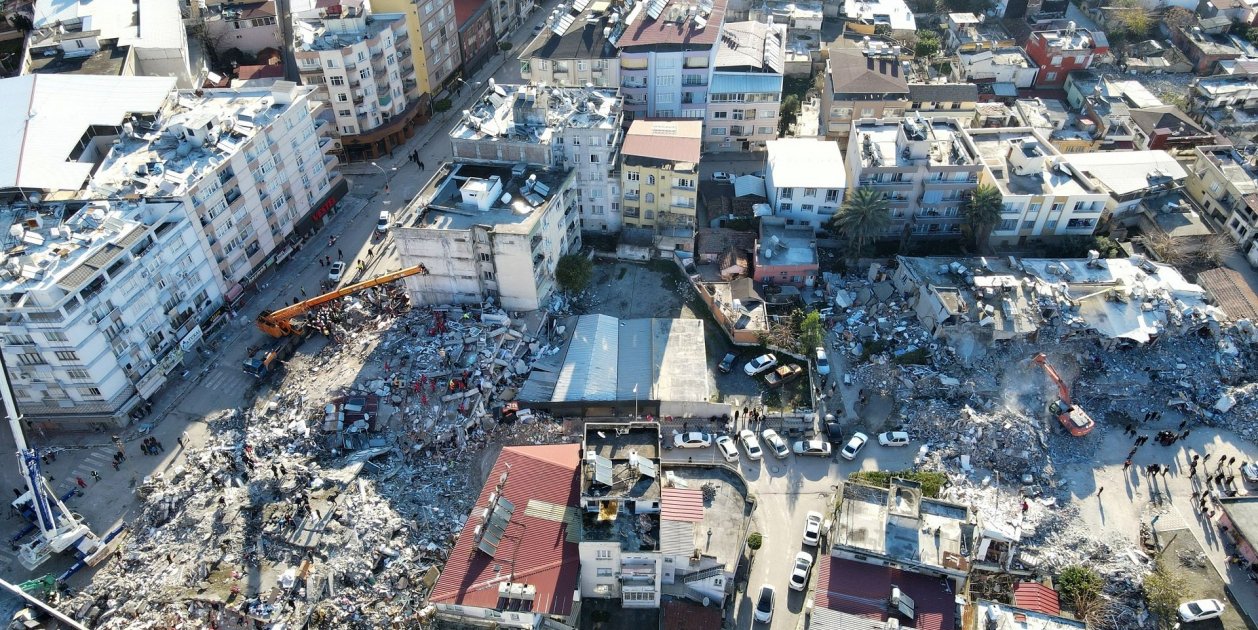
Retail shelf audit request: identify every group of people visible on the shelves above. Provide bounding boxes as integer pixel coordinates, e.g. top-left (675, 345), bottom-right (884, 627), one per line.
top-left (139, 436), bottom-right (165, 456)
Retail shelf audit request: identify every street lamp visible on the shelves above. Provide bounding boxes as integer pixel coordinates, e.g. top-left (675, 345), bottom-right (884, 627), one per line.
top-left (370, 161), bottom-right (395, 193)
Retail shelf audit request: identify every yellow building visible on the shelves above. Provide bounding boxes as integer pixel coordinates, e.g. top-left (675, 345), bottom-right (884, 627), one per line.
top-left (370, 0), bottom-right (462, 98)
top-left (620, 120), bottom-right (703, 231)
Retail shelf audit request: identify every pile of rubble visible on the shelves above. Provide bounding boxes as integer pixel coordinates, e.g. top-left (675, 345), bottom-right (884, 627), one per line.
top-left (63, 297), bottom-right (570, 628)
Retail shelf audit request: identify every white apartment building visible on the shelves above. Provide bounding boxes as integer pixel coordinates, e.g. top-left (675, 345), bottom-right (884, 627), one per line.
top-left (395, 161), bottom-right (580, 311)
top-left (449, 84), bottom-right (625, 232)
top-left (963, 128), bottom-right (1111, 247)
top-left (85, 82), bottom-right (346, 294)
top-left (293, 0), bottom-right (423, 162)
top-left (704, 21), bottom-right (785, 152)
top-left (764, 138), bottom-right (846, 231)
top-left (25, 0), bottom-right (193, 85)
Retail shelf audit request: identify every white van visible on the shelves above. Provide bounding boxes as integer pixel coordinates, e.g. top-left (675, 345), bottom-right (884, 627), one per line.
top-left (376, 211), bottom-right (390, 233)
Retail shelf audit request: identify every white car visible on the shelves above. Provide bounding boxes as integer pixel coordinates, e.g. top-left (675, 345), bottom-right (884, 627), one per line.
top-left (761, 429), bottom-right (789, 459)
top-left (815, 346), bottom-right (830, 376)
top-left (715, 435), bottom-right (739, 463)
top-left (376, 210), bottom-right (391, 233)
top-left (754, 584), bottom-right (775, 623)
top-left (673, 432), bottom-right (712, 449)
top-left (789, 551), bottom-right (813, 591)
top-left (713, 171), bottom-right (735, 183)
top-left (841, 432), bottom-right (869, 460)
top-left (327, 260), bottom-right (346, 282)
top-left (802, 511), bottom-right (823, 546)
top-left (744, 353), bottom-right (778, 376)
top-left (878, 431), bottom-right (910, 447)
top-left (792, 440), bottom-right (832, 457)
top-left (738, 430), bottom-right (763, 461)
top-left (1178, 599), bottom-right (1224, 622)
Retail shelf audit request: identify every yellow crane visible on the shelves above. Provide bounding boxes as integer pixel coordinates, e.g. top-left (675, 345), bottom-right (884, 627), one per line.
top-left (255, 264), bottom-right (427, 338)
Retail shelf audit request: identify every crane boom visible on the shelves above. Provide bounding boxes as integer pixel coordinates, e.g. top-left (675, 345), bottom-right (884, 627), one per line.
top-left (1031, 353), bottom-right (1094, 437)
top-left (256, 263), bottom-right (427, 337)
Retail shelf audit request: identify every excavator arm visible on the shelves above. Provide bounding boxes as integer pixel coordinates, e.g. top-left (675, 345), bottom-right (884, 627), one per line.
top-left (1031, 353), bottom-right (1072, 405)
top-left (256, 263), bottom-right (427, 337)
top-left (1031, 352), bottom-right (1094, 436)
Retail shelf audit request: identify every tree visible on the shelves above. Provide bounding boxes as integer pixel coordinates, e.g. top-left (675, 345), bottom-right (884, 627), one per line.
top-left (961, 183), bottom-right (1003, 251)
top-left (555, 254), bottom-right (593, 294)
top-left (914, 31), bottom-right (941, 58)
top-left (1144, 560), bottom-right (1186, 629)
top-left (829, 188), bottom-right (891, 261)
top-left (746, 532), bottom-right (763, 557)
top-left (798, 311), bottom-right (823, 354)
top-left (779, 94), bottom-right (801, 135)
top-left (1058, 565), bottom-right (1102, 607)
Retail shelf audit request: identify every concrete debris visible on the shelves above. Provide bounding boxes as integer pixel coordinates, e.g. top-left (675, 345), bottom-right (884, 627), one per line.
top-left (64, 300), bottom-right (569, 628)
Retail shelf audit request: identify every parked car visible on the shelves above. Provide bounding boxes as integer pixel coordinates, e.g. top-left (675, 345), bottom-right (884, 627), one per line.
top-left (754, 585), bottom-right (775, 623)
top-left (327, 261), bottom-right (346, 282)
top-left (1178, 599), bottom-right (1225, 622)
top-left (802, 511), bottom-right (823, 546)
top-left (815, 346), bottom-right (830, 375)
top-left (376, 210), bottom-right (391, 233)
top-left (878, 431), bottom-right (910, 447)
top-left (713, 171), bottom-right (735, 183)
top-left (761, 429), bottom-right (789, 459)
top-left (673, 432), bottom-right (712, 449)
top-left (717, 352), bottom-right (737, 373)
top-left (744, 353), bottom-right (778, 376)
top-left (792, 440), bottom-right (832, 457)
top-left (739, 429), bottom-right (763, 461)
top-left (1243, 462), bottom-right (1258, 484)
top-left (789, 551), bottom-right (813, 591)
top-left (841, 432), bottom-right (869, 460)
top-left (824, 422), bottom-right (843, 446)
top-left (764, 364), bottom-right (803, 387)
top-left (715, 435), bottom-right (739, 463)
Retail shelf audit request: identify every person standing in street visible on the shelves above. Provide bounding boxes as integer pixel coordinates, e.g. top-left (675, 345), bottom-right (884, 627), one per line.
top-left (75, 477), bottom-right (87, 489)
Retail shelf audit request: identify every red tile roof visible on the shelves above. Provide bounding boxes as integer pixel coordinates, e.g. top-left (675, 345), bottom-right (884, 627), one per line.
top-left (1013, 582), bottom-right (1061, 616)
top-left (660, 488), bottom-right (705, 522)
top-left (429, 444), bottom-right (582, 617)
top-left (236, 64), bottom-right (285, 80)
top-left (663, 599), bottom-right (722, 630)
top-left (622, 120), bottom-right (703, 163)
top-left (814, 556), bottom-right (956, 630)
top-left (618, 0), bottom-right (728, 48)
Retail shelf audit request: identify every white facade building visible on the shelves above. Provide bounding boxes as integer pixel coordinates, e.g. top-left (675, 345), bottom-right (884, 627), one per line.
top-left (395, 162), bottom-right (580, 311)
top-left (764, 138), bottom-right (846, 230)
top-left (25, 0), bottom-right (193, 86)
top-left (953, 48), bottom-right (1039, 88)
top-left (843, 0), bottom-right (915, 34)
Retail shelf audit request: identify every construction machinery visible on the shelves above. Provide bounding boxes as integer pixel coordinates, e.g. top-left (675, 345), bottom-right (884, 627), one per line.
top-left (242, 335), bottom-right (302, 379)
top-left (1032, 353), bottom-right (1095, 437)
top-left (255, 264), bottom-right (428, 338)
top-left (0, 353), bottom-right (124, 575)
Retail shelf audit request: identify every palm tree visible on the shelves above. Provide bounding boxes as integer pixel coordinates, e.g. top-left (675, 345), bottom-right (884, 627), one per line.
top-left (962, 183), bottom-right (1004, 252)
top-left (829, 187), bottom-right (891, 261)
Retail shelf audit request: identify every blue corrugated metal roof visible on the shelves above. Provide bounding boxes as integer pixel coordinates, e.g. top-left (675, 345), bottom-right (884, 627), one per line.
top-left (552, 314), bottom-right (620, 401)
top-left (616, 318), bottom-right (654, 400)
top-left (710, 73), bottom-right (783, 95)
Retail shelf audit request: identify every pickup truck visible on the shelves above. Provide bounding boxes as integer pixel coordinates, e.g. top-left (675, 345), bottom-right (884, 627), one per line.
top-left (764, 364), bottom-right (804, 388)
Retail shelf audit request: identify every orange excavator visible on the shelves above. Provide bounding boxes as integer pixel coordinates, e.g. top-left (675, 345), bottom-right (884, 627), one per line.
top-left (255, 263), bottom-right (428, 338)
top-left (1032, 353), bottom-right (1095, 437)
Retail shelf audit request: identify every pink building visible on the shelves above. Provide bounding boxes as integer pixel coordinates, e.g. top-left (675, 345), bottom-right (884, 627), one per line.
top-left (753, 217), bottom-right (818, 288)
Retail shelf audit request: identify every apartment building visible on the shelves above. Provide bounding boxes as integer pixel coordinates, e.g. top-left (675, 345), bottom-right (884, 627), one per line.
top-left (953, 47), bottom-right (1038, 88)
top-left (449, 84), bottom-right (625, 232)
top-left (293, 1), bottom-right (423, 162)
top-left (1060, 150), bottom-right (1185, 218)
top-left (963, 128), bottom-right (1110, 247)
top-left (203, 1), bottom-right (283, 57)
top-left (85, 81), bottom-right (346, 293)
top-left (821, 45), bottom-right (908, 141)
top-left (1184, 145), bottom-right (1258, 247)
top-left (944, 12), bottom-right (1014, 53)
top-left (1024, 25), bottom-right (1108, 88)
top-left (25, 0), bottom-right (192, 86)
top-left (764, 138), bottom-right (846, 230)
top-left (454, 0), bottom-right (496, 75)
top-left (845, 118), bottom-right (983, 239)
top-left (523, 0), bottom-right (729, 121)
top-left (704, 21), bottom-right (785, 152)
top-left (620, 121), bottom-right (703, 233)
top-left (843, 0), bottom-right (915, 36)
top-left (371, 0), bottom-right (462, 98)
top-left (394, 161), bottom-right (581, 311)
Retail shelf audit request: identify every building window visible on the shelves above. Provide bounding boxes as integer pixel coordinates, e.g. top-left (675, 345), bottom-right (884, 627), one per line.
top-left (67, 369), bottom-right (90, 380)
top-left (713, 111), bottom-right (728, 119)
top-left (597, 550), bottom-right (612, 560)
top-left (44, 332), bottom-right (68, 342)
top-left (780, 188), bottom-right (793, 199)
top-left (825, 190), bottom-right (839, 203)
top-left (330, 76), bottom-right (345, 86)
top-left (483, 271), bottom-right (495, 280)
top-left (804, 188), bottom-right (817, 197)
top-left (480, 253), bottom-right (491, 262)
top-left (645, 210), bottom-right (655, 219)
top-left (337, 93), bottom-right (348, 102)
top-left (597, 568), bottom-right (613, 577)
top-left (1045, 71), bottom-right (1057, 81)
top-left (78, 387), bottom-right (102, 398)
top-left (998, 218), bottom-right (1017, 231)
top-left (326, 59), bottom-right (337, 68)
top-left (360, 68), bottom-right (370, 79)
top-left (710, 127), bottom-right (727, 136)
top-left (17, 353), bottom-right (45, 366)
top-left (801, 204), bottom-right (814, 212)
top-left (647, 175), bottom-right (655, 185)
top-left (627, 171), bottom-right (640, 181)
top-left (54, 350), bottom-right (78, 361)
top-left (1022, 220), bottom-right (1035, 230)
top-left (780, 202), bottom-right (792, 211)
top-left (645, 193), bottom-right (655, 203)
top-left (590, 155), bottom-right (600, 163)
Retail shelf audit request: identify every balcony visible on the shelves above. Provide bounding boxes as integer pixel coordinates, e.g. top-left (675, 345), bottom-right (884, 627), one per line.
top-left (624, 191), bottom-right (640, 201)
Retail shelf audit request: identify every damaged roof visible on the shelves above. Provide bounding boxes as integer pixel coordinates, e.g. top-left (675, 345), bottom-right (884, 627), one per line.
top-left (429, 444), bottom-right (582, 616)
top-left (814, 556), bottom-right (955, 630)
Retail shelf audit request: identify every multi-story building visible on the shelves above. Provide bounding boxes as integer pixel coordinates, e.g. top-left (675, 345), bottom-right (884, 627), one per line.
top-left (455, 0), bottom-right (496, 76)
top-left (371, 0), bottom-right (462, 100)
top-left (522, 0), bottom-right (729, 121)
top-left (1184, 145), bottom-right (1258, 248)
top-left (704, 21), bottom-right (785, 152)
top-left (1024, 26), bottom-right (1108, 88)
top-left (293, 1), bottom-right (423, 162)
top-left (0, 74), bottom-right (339, 427)
top-left (845, 118), bottom-right (983, 240)
top-left (203, 1), bottom-right (284, 57)
top-left (488, 0), bottom-right (525, 37)
top-left (24, 0), bottom-right (193, 86)
top-left (754, 217), bottom-right (818, 287)
top-left (394, 161), bottom-right (580, 310)
top-left (842, 0), bottom-right (915, 36)
top-left (1128, 105), bottom-right (1213, 152)
top-left (944, 12), bottom-right (1014, 53)
top-left (620, 120), bottom-right (702, 233)
top-left (85, 80), bottom-right (347, 292)
top-left (963, 127), bottom-right (1111, 247)
top-left (764, 138), bottom-right (846, 230)
top-left (953, 47), bottom-right (1038, 88)
top-left (449, 84), bottom-right (625, 232)
top-left (821, 45), bottom-right (909, 142)
top-left (1060, 150), bottom-right (1184, 218)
